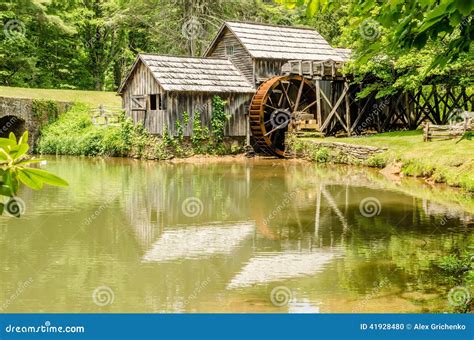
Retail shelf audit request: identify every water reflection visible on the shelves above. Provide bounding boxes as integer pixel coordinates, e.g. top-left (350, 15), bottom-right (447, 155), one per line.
top-left (227, 251), bottom-right (342, 289)
top-left (143, 222), bottom-right (255, 262)
top-left (0, 157), bottom-right (472, 313)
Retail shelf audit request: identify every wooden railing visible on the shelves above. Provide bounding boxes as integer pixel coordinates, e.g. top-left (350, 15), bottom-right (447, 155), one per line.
top-left (423, 115), bottom-right (473, 142)
top-left (91, 105), bottom-right (123, 126)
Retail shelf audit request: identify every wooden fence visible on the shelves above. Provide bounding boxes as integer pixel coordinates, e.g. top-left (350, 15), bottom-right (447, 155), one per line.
top-left (91, 105), bottom-right (123, 126)
top-left (340, 84), bottom-right (473, 135)
top-left (423, 115), bottom-right (474, 142)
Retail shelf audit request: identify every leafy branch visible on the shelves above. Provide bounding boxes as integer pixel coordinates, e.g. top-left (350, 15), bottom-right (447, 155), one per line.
top-left (0, 131), bottom-right (68, 217)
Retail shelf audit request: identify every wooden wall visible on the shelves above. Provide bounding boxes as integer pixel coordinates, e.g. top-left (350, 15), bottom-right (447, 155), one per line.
top-left (254, 59), bottom-right (287, 84)
top-left (166, 92), bottom-right (251, 137)
top-left (121, 60), bottom-right (166, 134)
top-left (206, 28), bottom-right (254, 84)
top-left (121, 64), bottom-right (252, 137)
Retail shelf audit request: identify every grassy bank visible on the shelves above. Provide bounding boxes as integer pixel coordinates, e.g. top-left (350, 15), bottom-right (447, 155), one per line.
top-left (36, 103), bottom-right (242, 159)
top-left (292, 130), bottom-right (474, 192)
top-left (0, 86), bottom-right (120, 107)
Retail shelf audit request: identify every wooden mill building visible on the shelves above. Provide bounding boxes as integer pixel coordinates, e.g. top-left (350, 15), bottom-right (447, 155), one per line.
top-left (119, 21), bottom-right (348, 138)
top-left (118, 54), bottom-right (254, 136)
top-left (204, 21), bottom-right (346, 86)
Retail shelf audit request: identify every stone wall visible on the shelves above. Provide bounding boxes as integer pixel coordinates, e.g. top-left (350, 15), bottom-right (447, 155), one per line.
top-left (289, 137), bottom-right (387, 164)
top-left (0, 96), bottom-right (71, 147)
top-left (304, 141), bottom-right (386, 160)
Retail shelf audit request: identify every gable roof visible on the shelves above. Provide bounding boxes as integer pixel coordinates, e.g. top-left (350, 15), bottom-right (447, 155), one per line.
top-left (205, 21), bottom-right (344, 62)
top-left (118, 54), bottom-right (255, 94)
top-left (335, 48), bottom-right (352, 61)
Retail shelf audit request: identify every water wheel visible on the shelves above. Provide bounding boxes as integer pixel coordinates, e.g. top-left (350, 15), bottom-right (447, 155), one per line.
top-left (249, 75), bottom-right (317, 157)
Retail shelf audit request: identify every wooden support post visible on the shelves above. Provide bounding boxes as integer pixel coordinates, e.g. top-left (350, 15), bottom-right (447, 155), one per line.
top-left (316, 79), bottom-right (322, 127)
top-left (344, 82), bottom-right (351, 136)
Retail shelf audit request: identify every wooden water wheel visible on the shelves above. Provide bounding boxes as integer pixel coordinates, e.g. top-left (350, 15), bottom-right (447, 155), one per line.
top-left (249, 75), bottom-right (317, 157)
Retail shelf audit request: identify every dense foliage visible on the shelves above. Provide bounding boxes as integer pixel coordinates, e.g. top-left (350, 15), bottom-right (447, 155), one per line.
top-left (0, 0), bottom-right (300, 91)
top-left (2, 0), bottom-right (470, 97)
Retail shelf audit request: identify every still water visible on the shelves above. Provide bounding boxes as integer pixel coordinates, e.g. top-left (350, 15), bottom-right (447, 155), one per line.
top-left (0, 157), bottom-right (472, 313)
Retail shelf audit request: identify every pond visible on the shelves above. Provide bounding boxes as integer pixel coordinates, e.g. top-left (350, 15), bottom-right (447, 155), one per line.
top-left (0, 156), bottom-right (472, 313)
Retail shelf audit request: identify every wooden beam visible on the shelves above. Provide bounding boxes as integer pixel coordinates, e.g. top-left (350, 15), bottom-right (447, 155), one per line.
top-left (350, 93), bottom-right (373, 132)
top-left (315, 80), bottom-right (322, 126)
top-left (345, 82), bottom-right (351, 135)
top-left (320, 85), bottom-right (348, 131)
top-left (293, 78), bottom-right (305, 112)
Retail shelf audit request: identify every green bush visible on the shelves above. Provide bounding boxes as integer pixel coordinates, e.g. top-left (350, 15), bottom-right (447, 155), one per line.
top-left (37, 103), bottom-right (142, 157)
top-left (367, 153), bottom-right (389, 168)
top-left (311, 147), bottom-right (330, 163)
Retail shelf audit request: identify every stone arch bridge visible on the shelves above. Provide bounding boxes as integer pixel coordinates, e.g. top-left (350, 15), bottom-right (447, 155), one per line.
top-left (0, 96), bottom-right (71, 147)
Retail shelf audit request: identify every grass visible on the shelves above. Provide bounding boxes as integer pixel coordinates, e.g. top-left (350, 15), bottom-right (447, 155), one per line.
top-left (300, 130), bottom-right (474, 192)
top-left (0, 86), bottom-right (120, 107)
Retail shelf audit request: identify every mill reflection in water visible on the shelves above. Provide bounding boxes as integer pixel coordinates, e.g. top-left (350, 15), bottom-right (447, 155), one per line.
top-left (0, 157), bottom-right (472, 313)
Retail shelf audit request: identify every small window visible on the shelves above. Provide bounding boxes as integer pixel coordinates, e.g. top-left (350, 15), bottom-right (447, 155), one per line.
top-left (150, 94), bottom-right (157, 110)
top-left (225, 45), bottom-right (235, 56)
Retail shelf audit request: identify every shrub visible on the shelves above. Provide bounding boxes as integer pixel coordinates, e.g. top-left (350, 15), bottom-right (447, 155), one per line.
top-left (312, 147), bottom-right (330, 163)
top-left (367, 153), bottom-right (389, 168)
top-left (37, 103), bottom-right (145, 157)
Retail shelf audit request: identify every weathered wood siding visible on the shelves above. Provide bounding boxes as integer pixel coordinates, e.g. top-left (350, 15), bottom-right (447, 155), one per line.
top-left (254, 59), bottom-right (287, 83)
top-left (166, 93), bottom-right (251, 137)
top-left (121, 59), bottom-right (253, 137)
top-left (122, 60), bottom-right (166, 134)
top-left (206, 28), bottom-right (254, 84)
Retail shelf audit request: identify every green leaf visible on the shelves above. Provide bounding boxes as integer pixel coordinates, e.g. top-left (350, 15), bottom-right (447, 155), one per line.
top-left (8, 132), bottom-right (16, 143)
top-left (18, 131), bottom-right (28, 145)
top-left (16, 158), bottom-right (46, 166)
top-left (0, 185), bottom-right (12, 197)
top-left (0, 138), bottom-right (15, 149)
top-left (17, 169), bottom-right (44, 190)
top-left (11, 143), bottom-right (29, 160)
top-left (306, 0), bottom-right (319, 17)
top-left (19, 168), bottom-right (68, 187)
top-left (0, 203), bottom-right (3, 215)
top-left (454, 0), bottom-right (473, 16)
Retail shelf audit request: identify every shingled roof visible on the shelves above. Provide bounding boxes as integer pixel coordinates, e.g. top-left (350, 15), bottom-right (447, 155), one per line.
top-left (119, 54), bottom-right (255, 94)
top-left (205, 21), bottom-right (344, 62)
top-left (335, 48), bottom-right (352, 61)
